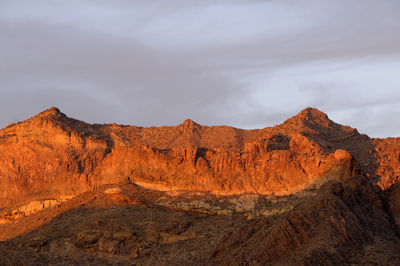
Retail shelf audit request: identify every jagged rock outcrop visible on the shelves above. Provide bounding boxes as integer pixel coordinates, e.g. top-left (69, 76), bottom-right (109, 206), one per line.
top-left (0, 107), bottom-right (366, 208)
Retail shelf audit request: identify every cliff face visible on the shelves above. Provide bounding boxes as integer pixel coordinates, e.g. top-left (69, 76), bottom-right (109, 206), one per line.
top-left (0, 107), bottom-right (355, 207)
top-left (2, 107), bottom-right (400, 265)
top-left (0, 107), bottom-right (399, 208)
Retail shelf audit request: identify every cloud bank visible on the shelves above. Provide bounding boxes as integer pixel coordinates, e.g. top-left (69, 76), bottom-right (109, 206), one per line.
top-left (0, 0), bottom-right (399, 137)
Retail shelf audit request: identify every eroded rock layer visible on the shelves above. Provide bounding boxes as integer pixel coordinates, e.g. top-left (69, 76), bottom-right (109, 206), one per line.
top-left (1, 107), bottom-right (400, 208)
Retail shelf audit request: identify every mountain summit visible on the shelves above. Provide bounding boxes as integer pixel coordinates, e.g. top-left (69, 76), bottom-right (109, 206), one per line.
top-left (38, 106), bottom-right (62, 116)
top-left (297, 107), bottom-right (330, 121)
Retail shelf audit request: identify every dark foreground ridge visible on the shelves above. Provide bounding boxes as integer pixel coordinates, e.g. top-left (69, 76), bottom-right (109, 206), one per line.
top-left (1, 107), bottom-right (400, 264)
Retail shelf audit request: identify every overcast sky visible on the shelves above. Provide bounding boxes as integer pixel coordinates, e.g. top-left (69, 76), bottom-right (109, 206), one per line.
top-left (1, 0), bottom-right (400, 137)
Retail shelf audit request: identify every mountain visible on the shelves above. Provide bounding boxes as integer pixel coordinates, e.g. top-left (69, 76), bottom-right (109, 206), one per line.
top-left (0, 107), bottom-right (359, 206)
top-left (1, 107), bottom-right (400, 265)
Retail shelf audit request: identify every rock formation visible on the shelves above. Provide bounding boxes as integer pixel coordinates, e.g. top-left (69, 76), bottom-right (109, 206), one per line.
top-left (0, 107), bottom-right (368, 208)
top-left (1, 107), bottom-right (400, 265)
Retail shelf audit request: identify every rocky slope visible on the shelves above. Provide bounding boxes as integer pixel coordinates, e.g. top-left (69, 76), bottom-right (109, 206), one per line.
top-left (0, 178), bottom-right (399, 265)
top-left (1, 107), bottom-right (400, 265)
top-left (0, 107), bottom-right (366, 208)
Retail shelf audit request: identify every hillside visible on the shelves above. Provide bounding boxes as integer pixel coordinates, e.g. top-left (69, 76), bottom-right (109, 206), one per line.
top-left (1, 107), bottom-right (400, 264)
top-left (0, 107), bottom-right (364, 206)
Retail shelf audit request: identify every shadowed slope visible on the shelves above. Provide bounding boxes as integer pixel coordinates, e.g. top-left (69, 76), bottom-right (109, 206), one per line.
top-left (0, 177), bottom-right (399, 265)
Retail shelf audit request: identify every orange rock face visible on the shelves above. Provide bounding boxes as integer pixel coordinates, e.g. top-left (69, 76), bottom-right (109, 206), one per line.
top-left (0, 107), bottom-right (398, 208)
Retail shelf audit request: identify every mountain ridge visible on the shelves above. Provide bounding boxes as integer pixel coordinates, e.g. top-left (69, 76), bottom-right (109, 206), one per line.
top-left (0, 106), bottom-right (380, 207)
top-left (0, 106), bottom-right (398, 204)
top-left (2, 107), bottom-right (400, 264)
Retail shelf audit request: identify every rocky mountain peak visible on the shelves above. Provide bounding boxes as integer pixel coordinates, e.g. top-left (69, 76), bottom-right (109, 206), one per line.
top-left (34, 106), bottom-right (64, 121)
top-left (293, 107), bottom-right (332, 125)
top-left (180, 119), bottom-right (200, 133)
top-left (279, 107), bottom-right (340, 134)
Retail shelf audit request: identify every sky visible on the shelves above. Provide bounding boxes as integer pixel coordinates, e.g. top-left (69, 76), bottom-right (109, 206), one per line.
top-left (0, 0), bottom-right (400, 137)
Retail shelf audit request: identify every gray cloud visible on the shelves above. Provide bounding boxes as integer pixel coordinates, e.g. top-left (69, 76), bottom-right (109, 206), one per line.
top-left (0, 0), bottom-right (400, 137)
top-left (0, 19), bottom-right (246, 127)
